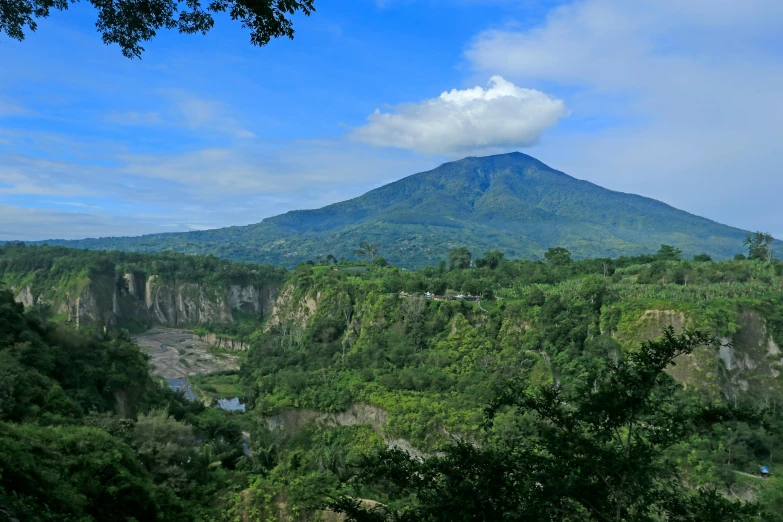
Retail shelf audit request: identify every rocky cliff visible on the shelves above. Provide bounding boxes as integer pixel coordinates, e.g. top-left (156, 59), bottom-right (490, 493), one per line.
top-left (263, 275), bottom-right (783, 405)
top-left (612, 305), bottom-right (783, 403)
top-left (12, 273), bottom-right (281, 329)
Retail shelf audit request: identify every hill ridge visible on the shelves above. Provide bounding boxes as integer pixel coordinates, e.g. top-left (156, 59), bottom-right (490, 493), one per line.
top-left (27, 152), bottom-right (749, 267)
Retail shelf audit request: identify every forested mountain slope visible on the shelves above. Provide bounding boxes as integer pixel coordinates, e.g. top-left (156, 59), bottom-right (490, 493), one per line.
top-left (31, 153), bottom-right (751, 267)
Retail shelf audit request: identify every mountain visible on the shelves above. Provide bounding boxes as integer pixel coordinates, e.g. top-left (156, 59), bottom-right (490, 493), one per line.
top-left (34, 152), bottom-right (749, 267)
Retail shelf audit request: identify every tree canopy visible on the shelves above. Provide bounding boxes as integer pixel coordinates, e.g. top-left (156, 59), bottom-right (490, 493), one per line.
top-left (448, 247), bottom-right (472, 270)
top-left (330, 328), bottom-right (764, 521)
top-left (544, 246), bottom-right (572, 266)
top-left (744, 232), bottom-right (775, 263)
top-left (1, 0), bottom-right (315, 58)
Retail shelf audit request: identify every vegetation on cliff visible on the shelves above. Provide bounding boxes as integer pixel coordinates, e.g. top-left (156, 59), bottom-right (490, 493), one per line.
top-left (0, 243), bottom-right (287, 331)
top-left (236, 245), bottom-right (783, 518)
top-left (331, 329), bottom-right (763, 521)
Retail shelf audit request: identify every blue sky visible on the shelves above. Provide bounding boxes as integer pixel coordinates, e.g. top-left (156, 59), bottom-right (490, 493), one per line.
top-left (2, 0), bottom-right (782, 241)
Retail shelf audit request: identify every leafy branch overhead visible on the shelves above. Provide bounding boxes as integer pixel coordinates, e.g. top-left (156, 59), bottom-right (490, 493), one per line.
top-left (0, 0), bottom-right (315, 58)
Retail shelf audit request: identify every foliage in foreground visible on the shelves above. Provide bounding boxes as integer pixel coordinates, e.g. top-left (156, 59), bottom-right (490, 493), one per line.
top-left (331, 328), bottom-right (764, 521)
top-left (0, 286), bottom-right (248, 521)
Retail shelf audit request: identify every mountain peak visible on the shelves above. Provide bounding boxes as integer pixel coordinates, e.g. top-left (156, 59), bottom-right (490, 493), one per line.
top-left (33, 154), bottom-right (747, 267)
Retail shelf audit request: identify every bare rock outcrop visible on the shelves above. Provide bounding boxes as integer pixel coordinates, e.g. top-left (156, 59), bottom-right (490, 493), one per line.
top-left (13, 273), bottom-right (281, 329)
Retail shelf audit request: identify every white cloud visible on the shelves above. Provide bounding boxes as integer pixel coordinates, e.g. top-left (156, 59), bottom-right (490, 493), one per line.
top-left (351, 76), bottom-right (568, 156)
top-left (464, 0), bottom-right (783, 233)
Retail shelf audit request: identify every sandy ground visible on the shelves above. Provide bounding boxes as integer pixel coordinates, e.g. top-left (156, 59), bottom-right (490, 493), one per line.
top-left (132, 327), bottom-right (240, 379)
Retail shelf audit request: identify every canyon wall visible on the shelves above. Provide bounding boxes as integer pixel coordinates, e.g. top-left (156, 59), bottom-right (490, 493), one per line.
top-left (12, 274), bottom-right (281, 329)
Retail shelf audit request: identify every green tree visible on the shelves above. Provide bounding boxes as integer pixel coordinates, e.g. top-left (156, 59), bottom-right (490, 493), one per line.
top-left (657, 244), bottom-right (683, 261)
top-left (475, 250), bottom-right (505, 270)
top-left (0, 422), bottom-right (171, 520)
top-left (1, 0), bottom-right (315, 58)
top-left (544, 246), bottom-right (571, 266)
top-left (757, 478), bottom-right (783, 522)
top-left (693, 254), bottom-right (712, 262)
top-left (355, 241), bottom-right (380, 263)
top-left (448, 247), bottom-right (472, 270)
top-left (579, 274), bottom-right (607, 309)
top-left (132, 409), bottom-right (195, 493)
top-left (743, 231), bottom-right (774, 262)
top-left (331, 328), bottom-right (762, 521)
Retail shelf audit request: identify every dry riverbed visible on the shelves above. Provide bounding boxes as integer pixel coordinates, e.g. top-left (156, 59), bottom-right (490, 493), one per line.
top-left (132, 327), bottom-right (240, 379)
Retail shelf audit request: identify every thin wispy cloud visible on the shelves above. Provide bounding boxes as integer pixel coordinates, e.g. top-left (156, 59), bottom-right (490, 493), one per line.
top-left (103, 91), bottom-right (255, 138)
top-left (0, 98), bottom-right (27, 118)
top-left (465, 0), bottom-right (783, 233)
top-left (0, 126), bottom-right (437, 240)
top-left (105, 110), bottom-right (164, 126)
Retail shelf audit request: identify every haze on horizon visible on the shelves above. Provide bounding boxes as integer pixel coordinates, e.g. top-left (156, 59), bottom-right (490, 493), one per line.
top-left (1, 0), bottom-right (782, 242)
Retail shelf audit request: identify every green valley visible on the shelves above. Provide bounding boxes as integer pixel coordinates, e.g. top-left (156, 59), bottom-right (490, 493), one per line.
top-left (2, 241), bottom-right (783, 520)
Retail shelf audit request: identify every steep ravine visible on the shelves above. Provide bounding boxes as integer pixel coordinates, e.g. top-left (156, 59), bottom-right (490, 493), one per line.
top-left (12, 273), bottom-right (281, 329)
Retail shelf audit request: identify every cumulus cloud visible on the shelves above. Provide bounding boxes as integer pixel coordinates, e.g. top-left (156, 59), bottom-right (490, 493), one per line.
top-left (352, 76), bottom-right (568, 156)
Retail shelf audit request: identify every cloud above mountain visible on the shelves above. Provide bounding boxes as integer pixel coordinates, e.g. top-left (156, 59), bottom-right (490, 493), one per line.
top-left (463, 0), bottom-right (783, 236)
top-left (2, 0), bottom-right (782, 241)
top-left (352, 76), bottom-right (568, 156)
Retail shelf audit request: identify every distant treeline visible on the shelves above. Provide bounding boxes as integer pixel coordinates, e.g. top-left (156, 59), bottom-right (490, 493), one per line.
top-left (0, 242), bottom-right (288, 286)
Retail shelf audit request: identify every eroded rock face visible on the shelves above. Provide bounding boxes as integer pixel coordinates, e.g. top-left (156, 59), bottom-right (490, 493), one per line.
top-left (13, 274), bottom-right (281, 329)
top-left (265, 403), bottom-right (389, 434)
top-left (618, 308), bottom-right (783, 398)
top-left (196, 332), bottom-right (250, 351)
top-left (263, 403), bottom-right (431, 459)
top-left (634, 309), bottom-right (688, 340)
top-left (14, 285), bottom-right (34, 308)
top-left (265, 283), bottom-right (321, 331)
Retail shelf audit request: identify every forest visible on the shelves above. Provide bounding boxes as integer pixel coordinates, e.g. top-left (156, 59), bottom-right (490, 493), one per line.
top-left (2, 236), bottom-right (783, 520)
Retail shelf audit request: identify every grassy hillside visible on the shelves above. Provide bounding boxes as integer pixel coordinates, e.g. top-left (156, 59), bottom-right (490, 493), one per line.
top-left (28, 153), bottom-right (754, 267)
